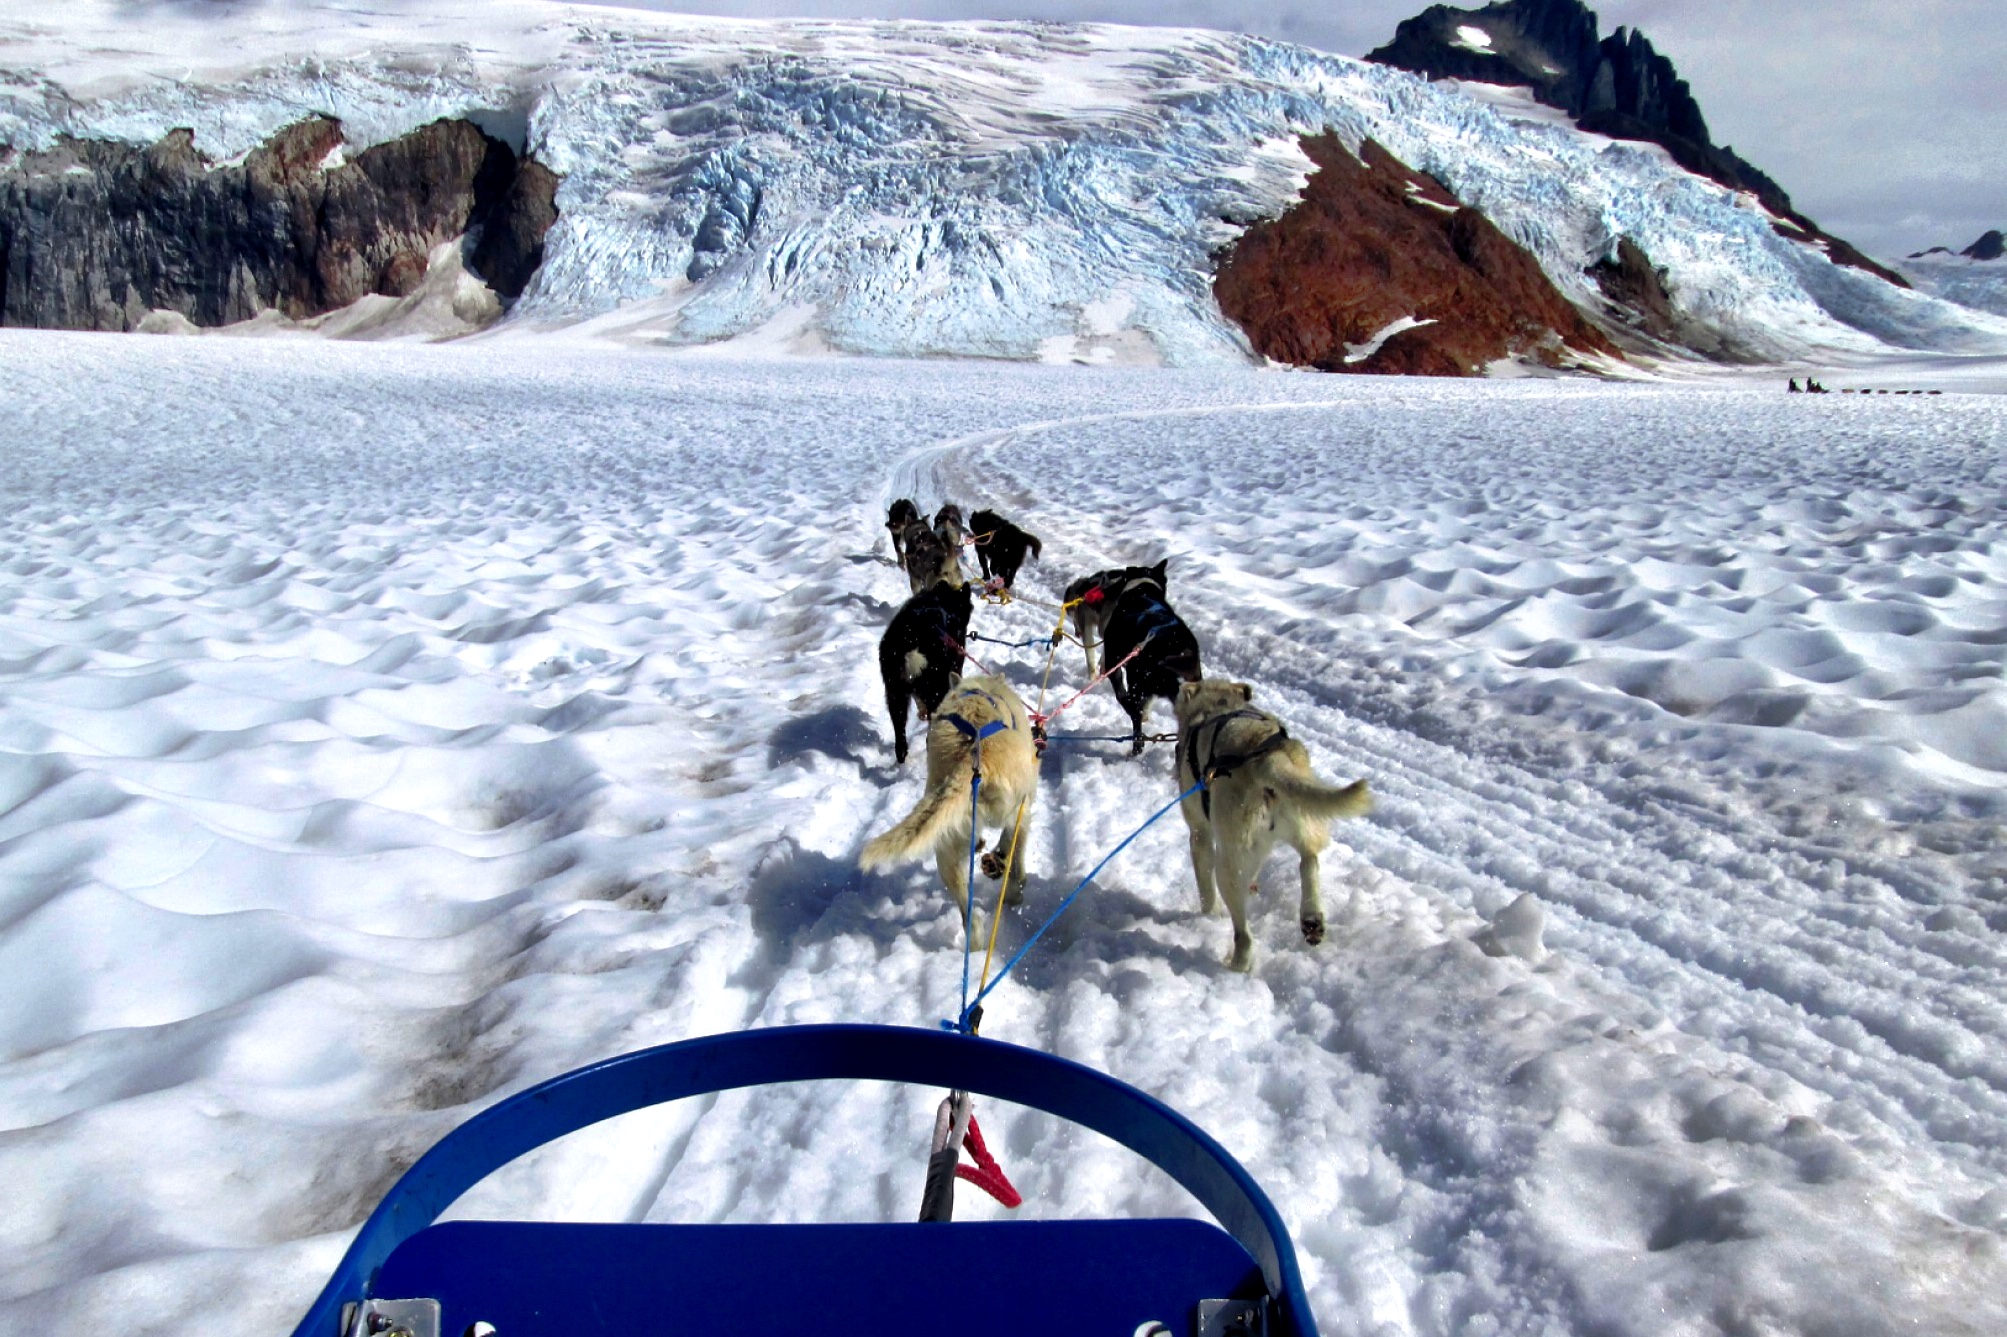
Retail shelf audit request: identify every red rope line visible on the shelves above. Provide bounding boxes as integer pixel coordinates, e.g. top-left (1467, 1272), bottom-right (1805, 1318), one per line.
top-left (1031, 633), bottom-right (1150, 729)
top-left (954, 1114), bottom-right (1021, 1207)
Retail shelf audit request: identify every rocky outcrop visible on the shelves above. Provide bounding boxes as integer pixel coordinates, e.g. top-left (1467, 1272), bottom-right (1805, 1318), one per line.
top-left (1588, 236), bottom-right (1676, 341)
top-left (1213, 133), bottom-right (1619, 375)
top-left (1584, 235), bottom-right (1749, 360)
top-left (0, 116), bottom-right (559, 331)
top-left (1367, 0), bottom-right (1908, 289)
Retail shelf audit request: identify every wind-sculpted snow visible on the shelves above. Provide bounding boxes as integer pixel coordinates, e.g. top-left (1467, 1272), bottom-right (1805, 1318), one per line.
top-left (2, 335), bottom-right (2004, 1335)
top-left (4, 2), bottom-right (2004, 363)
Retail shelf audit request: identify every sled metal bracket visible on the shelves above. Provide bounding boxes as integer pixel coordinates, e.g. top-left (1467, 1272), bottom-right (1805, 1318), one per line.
top-left (340, 1297), bottom-right (440, 1337)
top-left (1198, 1297), bottom-right (1266, 1337)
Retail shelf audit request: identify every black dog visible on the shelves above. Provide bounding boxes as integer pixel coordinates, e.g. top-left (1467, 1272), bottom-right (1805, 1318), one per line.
top-left (1063, 564), bottom-right (1151, 676)
top-left (1097, 560), bottom-right (1202, 754)
top-left (886, 498), bottom-right (921, 564)
top-left (878, 580), bottom-right (974, 764)
top-left (969, 509), bottom-right (1042, 591)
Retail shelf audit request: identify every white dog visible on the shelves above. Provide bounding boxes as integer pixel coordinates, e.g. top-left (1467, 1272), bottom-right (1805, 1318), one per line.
top-left (1174, 679), bottom-right (1371, 971)
top-left (861, 674), bottom-right (1036, 913)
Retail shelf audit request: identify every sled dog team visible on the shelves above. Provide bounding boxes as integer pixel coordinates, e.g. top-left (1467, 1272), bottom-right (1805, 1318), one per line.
top-left (862, 499), bottom-right (1370, 972)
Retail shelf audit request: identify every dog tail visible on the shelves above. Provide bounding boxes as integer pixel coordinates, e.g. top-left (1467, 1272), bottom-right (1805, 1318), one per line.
top-left (861, 757), bottom-right (975, 868)
top-left (1272, 775), bottom-right (1372, 820)
top-left (1027, 533), bottom-right (1042, 561)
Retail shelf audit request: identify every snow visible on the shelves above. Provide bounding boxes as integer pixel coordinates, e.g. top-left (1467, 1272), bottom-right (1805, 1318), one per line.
top-left (4, 1), bottom-right (2006, 366)
top-left (1451, 25), bottom-right (1496, 54)
top-left (2, 331), bottom-right (2004, 1336)
top-left (1342, 315), bottom-right (1436, 364)
top-left (1403, 179), bottom-right (1461, 214)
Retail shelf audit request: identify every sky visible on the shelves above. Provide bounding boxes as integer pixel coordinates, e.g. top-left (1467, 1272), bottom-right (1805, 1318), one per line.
top-left (572, 0), bottom-right (2004, 262)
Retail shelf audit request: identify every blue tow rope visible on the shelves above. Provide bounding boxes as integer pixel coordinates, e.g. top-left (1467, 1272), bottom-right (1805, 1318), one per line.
top-left (967, 631), bottom-right (1061, 651)
top-left (961, 769), bottom-right (982, 1029)
top-left (950, 779), bottom-right (1204, 1032)
top-left (945, 715), bottom-right (1007, 1033)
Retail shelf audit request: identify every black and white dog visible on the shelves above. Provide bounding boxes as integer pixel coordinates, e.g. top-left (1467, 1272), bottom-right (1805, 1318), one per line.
top-left (886, 498), bottom-right (921, 565)
top-left (1095, 560), bottom-right (1203, 753)
top-left (969, 509), bottom-right (1042, 592)
top-left (878, 580), bottom-right (974, 764)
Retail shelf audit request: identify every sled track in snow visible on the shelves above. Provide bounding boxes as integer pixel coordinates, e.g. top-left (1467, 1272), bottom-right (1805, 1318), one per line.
top-left (919, 411), bottom-right (2007, 1197)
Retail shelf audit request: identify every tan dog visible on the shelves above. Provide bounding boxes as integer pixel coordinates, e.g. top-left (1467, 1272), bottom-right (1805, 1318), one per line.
top-left (861, 674), bottom-right (1035, 914)
top-left (1174, 679), bottom-right (1371, 971)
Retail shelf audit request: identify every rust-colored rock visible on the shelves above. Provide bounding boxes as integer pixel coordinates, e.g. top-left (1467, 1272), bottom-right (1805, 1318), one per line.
top-left (1213, 134), bottom-right (1618, 375)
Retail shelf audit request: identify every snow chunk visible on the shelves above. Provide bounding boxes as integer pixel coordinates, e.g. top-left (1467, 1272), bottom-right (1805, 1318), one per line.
top-left (1475, 892), bottom-right (1549, 963)
top-left (1404, 179), bottom-right (1460, 214)
top-left (1343, 315), bottom-right (1435, 364)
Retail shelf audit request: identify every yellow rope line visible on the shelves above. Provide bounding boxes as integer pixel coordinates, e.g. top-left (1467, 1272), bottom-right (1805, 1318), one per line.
top-left (1032, 598), bottom-right (1078, 720)
top-left (977, 797), bottom-right (1030, 997)
top-left (977, 597), bottom-right (1077, 1001)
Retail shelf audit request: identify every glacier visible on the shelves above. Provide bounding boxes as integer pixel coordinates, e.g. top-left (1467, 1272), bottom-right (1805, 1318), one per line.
top-left (1901, 251), bottom-right (2007, 321)
top-left (4, 0), bottom-right (2006, 365)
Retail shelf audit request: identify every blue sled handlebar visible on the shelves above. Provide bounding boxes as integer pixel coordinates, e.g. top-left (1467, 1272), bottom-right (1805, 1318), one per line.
top-left (290, 1023), bottom-right (1318, 1337)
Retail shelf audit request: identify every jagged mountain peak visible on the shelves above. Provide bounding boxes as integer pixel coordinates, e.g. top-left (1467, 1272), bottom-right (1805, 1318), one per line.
top-left (1366, 0), bottom-right (1906, 288)
top-left (1907, 230), bottom-right (2003, 262)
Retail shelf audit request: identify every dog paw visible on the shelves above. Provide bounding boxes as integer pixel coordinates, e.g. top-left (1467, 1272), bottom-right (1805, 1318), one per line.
top-left (980, 850), bottom-right (1007, 880)
top-left (1301, 916), bottom-right (1325, 946)
top-left (1228, 939), bottom-right (1255, 972)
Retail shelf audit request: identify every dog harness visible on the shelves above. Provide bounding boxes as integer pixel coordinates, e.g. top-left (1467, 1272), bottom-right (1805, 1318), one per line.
top-left (1183, 707), bottom-right (1290, 817)
top-left (1110, 585), bottom-right (1185, 663)
top-left (940, 688), bottom-right (1015, 765)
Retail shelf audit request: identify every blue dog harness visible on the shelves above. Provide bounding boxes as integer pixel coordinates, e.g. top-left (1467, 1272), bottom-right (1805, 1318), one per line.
top-left (940, 688), bottom-right (1013, 765)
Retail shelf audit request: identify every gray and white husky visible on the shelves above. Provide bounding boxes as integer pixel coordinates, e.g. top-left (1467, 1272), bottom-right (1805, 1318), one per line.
top-left (901, 519), bottom-right (964, 595)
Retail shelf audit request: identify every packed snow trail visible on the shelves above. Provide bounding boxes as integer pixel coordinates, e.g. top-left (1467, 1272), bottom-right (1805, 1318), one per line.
top-left (0, 334), bottom-right (2003, 1337)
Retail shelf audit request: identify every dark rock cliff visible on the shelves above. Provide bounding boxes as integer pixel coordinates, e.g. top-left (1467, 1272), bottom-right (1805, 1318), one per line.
top-left (1368, 0), bottom-right (1907, 289)
top-left (1909, 231), bottom-right (2004, 262)
top-left (1583, 234), bottom-right (1750, 360)
top-left (0, 116), bottom-right (559, 331)
top-left (1962, 230), bottom-right (2004, 262)
top-left (1213, 133), bottom-right (1619, 375)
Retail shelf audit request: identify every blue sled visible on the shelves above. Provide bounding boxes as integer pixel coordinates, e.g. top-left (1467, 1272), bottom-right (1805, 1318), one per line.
top-left (290, 1023), bottom-right (1318, 1337)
